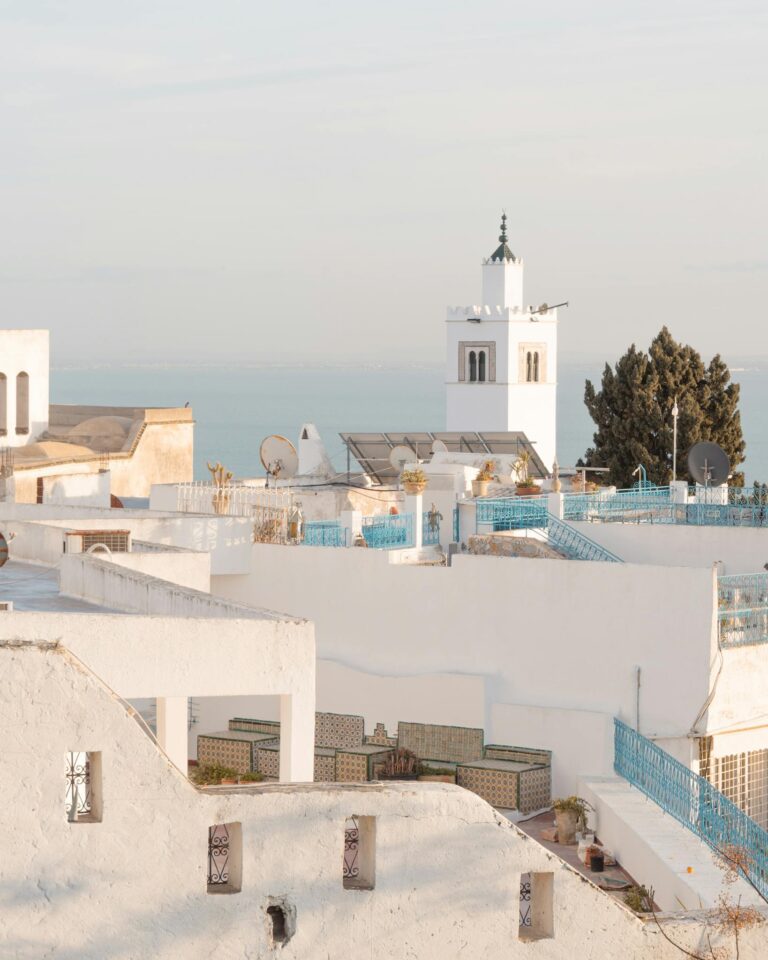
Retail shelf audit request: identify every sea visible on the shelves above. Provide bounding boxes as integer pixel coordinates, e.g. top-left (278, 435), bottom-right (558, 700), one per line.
top-left (50, 360), bottom-right (768, 485)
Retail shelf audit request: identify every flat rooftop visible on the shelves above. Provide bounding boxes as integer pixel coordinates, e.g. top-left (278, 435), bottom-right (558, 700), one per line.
top-left (0, 561), bottom-right (118, 614)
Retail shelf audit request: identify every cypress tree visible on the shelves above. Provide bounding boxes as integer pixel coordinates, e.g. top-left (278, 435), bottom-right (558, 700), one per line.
top-left (581, 327), bottom-right (745, 487)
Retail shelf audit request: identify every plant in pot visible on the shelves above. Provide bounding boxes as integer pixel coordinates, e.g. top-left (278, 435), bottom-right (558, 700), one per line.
top-left (207, 460), bottom-right (234, 515)
top-left (514, 452), bottom-right (539, 496)
top-left (191, 763), bottom-right (239, 786)
top-left (472, 459), bottom-right (496, 498)
top-left (552, 796), bottom-right (593, 844)
top-left (378, 748), bottom-right (421, 780)
top-left (401, 467), bottom-right (427, 495)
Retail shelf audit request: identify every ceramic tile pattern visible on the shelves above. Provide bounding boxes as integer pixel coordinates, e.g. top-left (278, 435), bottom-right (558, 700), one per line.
top-left (398, 721), bottom-right (484, 763)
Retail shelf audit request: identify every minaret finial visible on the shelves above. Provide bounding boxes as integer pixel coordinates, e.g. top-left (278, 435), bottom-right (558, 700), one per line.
top-left (499, 211), bottom-right (507, 244)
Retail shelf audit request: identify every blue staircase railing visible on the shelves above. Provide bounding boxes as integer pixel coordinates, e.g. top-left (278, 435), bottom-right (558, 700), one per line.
top-left (362, 513), bottom-right (414, 549)
top-left (614, 719), bottom-right (768, 899)
top-left (547, 516), bottom-right (622, 562)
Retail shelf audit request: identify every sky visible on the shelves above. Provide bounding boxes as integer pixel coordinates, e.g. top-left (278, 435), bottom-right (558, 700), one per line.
top-left (1, 0), bottom-right (767, 366)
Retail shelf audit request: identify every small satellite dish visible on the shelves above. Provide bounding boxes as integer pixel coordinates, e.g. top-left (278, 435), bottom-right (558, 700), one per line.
top-left (687, 442), bottom-right (730, 487)
top-left (0, 532), bottom-right (8, 568)
top-left (431, 439), bottom-right (448, 454)
top-left (260, 435), bottom-right (299, 479)
top-left (389, 445), bottom-right (416, 471)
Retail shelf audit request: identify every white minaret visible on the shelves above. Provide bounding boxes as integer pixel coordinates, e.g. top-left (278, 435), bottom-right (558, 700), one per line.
top-left (445, 214), bottom-right (558, 470)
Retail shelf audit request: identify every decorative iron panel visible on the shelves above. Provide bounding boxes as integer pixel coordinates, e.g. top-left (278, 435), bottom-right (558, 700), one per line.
top-left (65, 752), bottom-right (91, 820)
top-left (208, 823), bottom-right (231, 887)
top-left (519, 873), bottom-right (532, 928)
top-left (302, 521), bottom-right (349, 547)
top-left (361, 513), bottom-right (414, 550)
top-left (343, 816), bottom-right (360, 886)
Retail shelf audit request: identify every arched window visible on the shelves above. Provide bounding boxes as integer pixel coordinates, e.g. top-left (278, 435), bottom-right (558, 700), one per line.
top-left (478, 350), bottom-right (486, 382)
top-left (533, 352), bottom-right (540, 383)
top-left (16, 371), bottom-right (29, 435)
top-left (0, 373), bottom-right (6, 436)
top-left (469, 351), bottom-right (477, 382)
top-left (526, 352), bottom-right (533, 383)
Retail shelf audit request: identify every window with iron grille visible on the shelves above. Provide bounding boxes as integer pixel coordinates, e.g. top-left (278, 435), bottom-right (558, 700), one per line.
top-left (65, 751), bottom-right (102, 823)
top-left (207, 822), bottom-right (242, 894)
top-left (343, 815), bottom-right (375, 890)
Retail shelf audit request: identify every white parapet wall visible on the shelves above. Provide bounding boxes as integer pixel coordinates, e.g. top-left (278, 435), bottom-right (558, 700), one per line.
top-left (2, 638), bottom-right (766, 959)
top-left (212, 545), bottom-right (720, 793)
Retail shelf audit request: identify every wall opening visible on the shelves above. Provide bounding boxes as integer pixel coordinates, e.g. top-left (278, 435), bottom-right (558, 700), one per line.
top-left (65, 751), bottom-right (102, 823)
top-left (266, 898), bottom-right (295, 947)
top-left (343, 815), bottom-right (376, 890)
top-left (0, 373), bottom-right (6, 435)
top-left (478, 350), bottom-right (487, 382)
top-left (533, 352), bottom-right (540, 383)
top-left (468, 350), bottom-right (477, 382)
top-left (526, 352), bottom-right (533, 382)
top-left (519, 871), bottom-right (554, 940)
top-left (207, 822), bottom-right (242, 893)
top-left (15, 371), bottom-right (29, 435)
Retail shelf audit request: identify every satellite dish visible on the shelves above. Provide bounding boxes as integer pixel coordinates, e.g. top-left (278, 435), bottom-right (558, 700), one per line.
top-left (389, 445), bottom-right (416, 471)
top-left (431, 439), bottom-right (448, 454)
top-left (0, 532), bottom-right (8, 568)
top-left (260, 435), bottom-right (299, 479)
top-left (687, 442), bottom-right (730, 487)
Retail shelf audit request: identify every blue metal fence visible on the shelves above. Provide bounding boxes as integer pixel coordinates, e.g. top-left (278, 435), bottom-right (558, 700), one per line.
top-left (453, 506), bottom-right (460, 544)
top-left (718, 573), bottom-right (768, 648)
top-left (476, 496), bottom-right (549, 532)
top-left (302, 520), bottom-right (349, 547)
top-left (614, 718), bottom-right (768, 899)
top-left (362, 513), bottom-right (414, 549)
top-left (547, 516), bottom-right (622, 562)
top-left (422, 510), bottom-right (441, 546)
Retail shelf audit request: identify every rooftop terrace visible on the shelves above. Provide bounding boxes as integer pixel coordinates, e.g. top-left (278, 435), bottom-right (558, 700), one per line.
top-left (0, 560), bottom-right (117, 614)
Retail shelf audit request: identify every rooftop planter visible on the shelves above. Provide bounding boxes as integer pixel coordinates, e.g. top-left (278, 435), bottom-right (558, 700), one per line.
top-left (401, 467), bottom-right (427, 495)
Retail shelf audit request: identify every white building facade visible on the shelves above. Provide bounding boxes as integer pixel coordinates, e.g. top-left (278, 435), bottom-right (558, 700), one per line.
top-left (0, 329), bottom-right (50, 446)
top-left (445, 215), bottom-right (558, 469)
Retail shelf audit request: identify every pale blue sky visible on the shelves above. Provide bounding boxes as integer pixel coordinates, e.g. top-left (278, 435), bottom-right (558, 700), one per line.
top-left (1, 1), bottom-right (766, 365)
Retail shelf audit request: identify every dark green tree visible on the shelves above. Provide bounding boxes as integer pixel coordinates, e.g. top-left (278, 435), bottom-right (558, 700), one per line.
top-left (581, 327), bottom-right (745, 487)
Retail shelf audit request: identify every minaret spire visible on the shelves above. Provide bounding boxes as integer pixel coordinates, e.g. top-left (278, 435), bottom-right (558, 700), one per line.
top-left (490, 210), bottom-right (515, 262)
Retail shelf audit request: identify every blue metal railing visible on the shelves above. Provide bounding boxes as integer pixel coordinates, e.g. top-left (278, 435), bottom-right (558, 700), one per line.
top-left (718, 573), bottom-right (768, 648)
top-left (476, 496), bottom-right (548, 532)
top-left (302, 520), bottom-right (349, 548)
top-left (362, 513), bottom-right (414, 549)
top-left (548, 516), bottom-right (622, 562)
top-left (614, 719), bottom-right (768, 899)
top-left (453, 506), bottom-right (460, 543)
top-left (422, 511), bottom-right (441, 546)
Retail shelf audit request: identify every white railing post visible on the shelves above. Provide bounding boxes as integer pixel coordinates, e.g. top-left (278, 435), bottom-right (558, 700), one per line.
top-left (340, 510), bottom-right (361, 547)
top-left (405, 494), bottom-right (423, 549)
top-left (547, 492), bottom-right (564, 520)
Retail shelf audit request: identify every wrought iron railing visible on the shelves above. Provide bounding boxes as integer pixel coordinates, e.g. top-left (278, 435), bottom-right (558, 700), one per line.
top-left (422, 509), bottom-right (441, 546)
top-left (343, 816), bottom-right (360, 887)
top-left (547, 517), bottom-right (622, 562)
top-left (718, 573), bottom-right (768, 648)
top-left (65, 751), bottom-right (92, 821)
top-left (476, 496), bottom-right (548, 531)
top-left (302, 520), bottom-right (349, 547)
top-left (614, 719), bottom-right (768, 899)
top-left (362, 513), bottom-right (414, 549)
top-left (208, 823), bottom-right (231, 887)
top-left (453, 505), bottom-right (460, 543)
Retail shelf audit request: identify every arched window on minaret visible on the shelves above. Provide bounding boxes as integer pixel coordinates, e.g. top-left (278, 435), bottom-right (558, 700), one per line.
top-left (533, 352), bottom-right (540, 383)
top-left (469, 351), bottom-right (477, 382)
top-left (0, 373), bottom-right (6, 436)
top-left (526, 352), bottom-right (533, 383)
top-left (16, 371), bottom-right (29, 434)
top-left (478, 351), bottom-right (486, 382)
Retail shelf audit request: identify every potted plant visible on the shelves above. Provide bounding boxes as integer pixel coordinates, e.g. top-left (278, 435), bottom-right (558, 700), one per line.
top-left (191, 763), bottom-right (239, 786)
top-left (514, 452), bottom-right (539, 496)
top-left (552, 796), bottom-right (593, 844)
top-left (238, 771), bottom-right (265, 784)
top-left (401, 467), bottom-right (427, 495)
top-left (417, 766), bottom-right (456, 784)
top-left (472, 460), bottom-right (496, 498)
top-left (377, 748), bottom-right (421, 780)
top-left (207, 460), bottom-right (234, 515)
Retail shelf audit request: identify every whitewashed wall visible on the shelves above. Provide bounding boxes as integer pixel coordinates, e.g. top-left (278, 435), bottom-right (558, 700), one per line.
top-left (569, 521), bottom-right (768, 575)
top-left (212, 546), bottom-right (719, 790)
top-left (2, 640), bottom-right (764, 960)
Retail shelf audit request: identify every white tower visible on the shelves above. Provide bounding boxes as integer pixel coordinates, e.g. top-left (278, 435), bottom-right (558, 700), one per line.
top-left (445, 215), bottom-right (558, 470)
top-left (0, 330), bottom-right (50, 447)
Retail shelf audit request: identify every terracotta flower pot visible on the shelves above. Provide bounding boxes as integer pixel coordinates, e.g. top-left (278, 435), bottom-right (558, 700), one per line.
top-left (555, 809), bottom-right (580, 844)
top-left (516, 484), bottom-right (539, 497)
